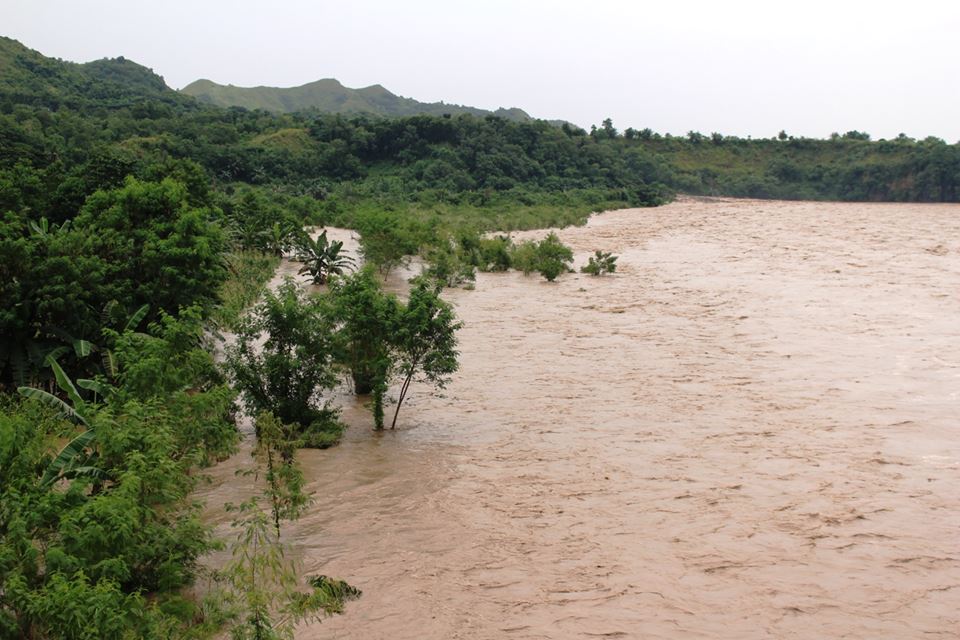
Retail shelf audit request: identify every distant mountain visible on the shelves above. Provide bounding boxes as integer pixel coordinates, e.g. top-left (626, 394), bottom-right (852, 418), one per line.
top-left (0, 37), bottom-right (547, 124)
top-left (181, 77), bottom-right (535, 121)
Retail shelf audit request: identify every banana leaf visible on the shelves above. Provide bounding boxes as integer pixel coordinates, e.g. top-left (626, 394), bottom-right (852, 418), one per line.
top-left (41, 429), bottom-right (97, 487)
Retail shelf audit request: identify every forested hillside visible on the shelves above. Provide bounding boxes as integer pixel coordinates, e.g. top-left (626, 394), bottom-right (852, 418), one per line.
top-left (624, 127), bottom-right (960, 202)
top-left (1, 33), bottom-right (668, 391)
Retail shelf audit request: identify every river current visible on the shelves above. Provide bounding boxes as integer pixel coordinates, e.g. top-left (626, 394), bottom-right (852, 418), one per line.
top-left (198, 197), bottom-right (960, 639)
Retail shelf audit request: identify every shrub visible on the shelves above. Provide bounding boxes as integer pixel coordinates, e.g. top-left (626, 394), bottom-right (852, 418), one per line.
top-left (421, 242), bottom-right (476, 288)
top-left (581, 250), bottom-right (618, 276)
top-left (226, 280), bottom-right (344, 445)
top-left (509, 240), bottom-right (539, 275)
top-left (534, 233), bottom-right (574, 281)
top-left (478, 235), bottom-right (513, 272)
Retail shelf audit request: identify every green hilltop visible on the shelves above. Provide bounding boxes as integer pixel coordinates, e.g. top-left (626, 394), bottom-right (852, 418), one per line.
top-left (181, 76), bottom-right (534, 121)
top-left (0, 35), bottom-right (188, 109)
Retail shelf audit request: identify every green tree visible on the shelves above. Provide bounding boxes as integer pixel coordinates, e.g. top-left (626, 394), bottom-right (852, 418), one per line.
top-left (843, 130), bottom-right (871, 141)
top-left (75, 177), bottom-right (228, 319)
top-left (389, 279), bottom-right (461, 429)
top-left (328, 268), bottom-right (399, 430)
top-left (226, 280), bottom-right (344, 447)
top-left (354, 210), bottom-right (417, 276)
top-left (601, 118), bottom-right (618, 139)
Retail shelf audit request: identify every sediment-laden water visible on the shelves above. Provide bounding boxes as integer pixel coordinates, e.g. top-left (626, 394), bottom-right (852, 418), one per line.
top-left (198, 198), bottom-right (960, 639)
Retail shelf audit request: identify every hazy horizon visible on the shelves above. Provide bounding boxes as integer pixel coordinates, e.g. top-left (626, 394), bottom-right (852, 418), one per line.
top-left (6, 0), bottom-right (959, 141)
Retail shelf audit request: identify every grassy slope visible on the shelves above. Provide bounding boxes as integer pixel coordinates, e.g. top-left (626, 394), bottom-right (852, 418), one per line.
top-left (181, 77), bottom-right (533, 121)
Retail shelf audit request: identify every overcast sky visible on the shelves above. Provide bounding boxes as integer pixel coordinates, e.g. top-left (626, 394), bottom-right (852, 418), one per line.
top-left (6, 0), bottom-right (960, 141)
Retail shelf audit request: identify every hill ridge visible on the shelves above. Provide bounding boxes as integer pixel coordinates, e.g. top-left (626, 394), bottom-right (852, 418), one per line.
top-left (180, 76), bottom-right (534, 121)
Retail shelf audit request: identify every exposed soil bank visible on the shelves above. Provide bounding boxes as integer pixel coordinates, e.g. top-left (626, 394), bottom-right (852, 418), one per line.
top-left (199, 198), bottom-right (960, 639)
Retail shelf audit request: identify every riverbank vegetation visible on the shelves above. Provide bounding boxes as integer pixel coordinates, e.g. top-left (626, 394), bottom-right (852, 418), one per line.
top-left (1, 310), bottom-right (239, 638)
top-left (226, 281), bottom-right (344, 449)
top-left (213, 251), bottom-right (281, 331)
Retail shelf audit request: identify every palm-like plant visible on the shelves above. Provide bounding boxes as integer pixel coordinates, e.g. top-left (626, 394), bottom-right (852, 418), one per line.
top-left (261, 221), bottom-right (299, 257)
top-left (14, 306), bottom-right (145, 486)
top-left (295, 230), bottom-right (355, 285)
top-left (28, 216), bottom-right (71, 237)
top-left (18, 359), bottom-right (111, 487)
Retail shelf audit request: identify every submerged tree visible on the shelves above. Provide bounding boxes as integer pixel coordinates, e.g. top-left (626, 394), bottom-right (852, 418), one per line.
top-left (252, 411), bottom-right (310, 537)
top-left (354, 210), bottom-right (419, 276)
top-left (226, 280), bottom-right (343, 448)
top-left (295, 230), bottom-right (355, 285)
top-left (580, 250), bottom-right (618, 276)
top-left (328, 268), bottom-right (399, 429)
top-left (508, 233), bottom-right (574, 281)
top-left (217, 412), bottom-right (357, 640)
top-left (218, 500), bottom-right (359, 640)
top-left (534, 233), bottom-right (574, 281)
top-left (389, 278), bottom-right (461, 429)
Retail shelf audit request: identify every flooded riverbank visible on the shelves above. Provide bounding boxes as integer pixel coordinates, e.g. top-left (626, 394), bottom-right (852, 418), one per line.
top-left (198, 197), bottom-right (960, 638)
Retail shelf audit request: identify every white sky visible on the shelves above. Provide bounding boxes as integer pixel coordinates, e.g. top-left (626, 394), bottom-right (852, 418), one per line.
top-left (6, 0), bottom-right (960, 140)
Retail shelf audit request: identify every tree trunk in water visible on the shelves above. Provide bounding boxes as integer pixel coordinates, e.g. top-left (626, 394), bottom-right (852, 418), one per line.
top-left (373, 386), bottom-right (384, 430)
top-left (352, 369), bottom-right (374, 395)
top-left (390, 370), bottom-right (415, 429)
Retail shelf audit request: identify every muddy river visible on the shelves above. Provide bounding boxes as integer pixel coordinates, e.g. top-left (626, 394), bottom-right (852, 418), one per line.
top-left (198, 197), bottom-right (960, 639)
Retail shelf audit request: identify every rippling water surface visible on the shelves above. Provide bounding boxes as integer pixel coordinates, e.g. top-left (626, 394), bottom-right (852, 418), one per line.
top-left (198, 198), bottom-right (960, 639)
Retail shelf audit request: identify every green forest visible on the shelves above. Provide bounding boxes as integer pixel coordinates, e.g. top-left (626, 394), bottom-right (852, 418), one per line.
top-left (2, 33), bottom-right (960, 638)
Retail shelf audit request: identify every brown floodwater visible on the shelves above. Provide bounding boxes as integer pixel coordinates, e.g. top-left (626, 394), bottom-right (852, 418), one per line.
top-left (197, 198), bottom-right (960, 639)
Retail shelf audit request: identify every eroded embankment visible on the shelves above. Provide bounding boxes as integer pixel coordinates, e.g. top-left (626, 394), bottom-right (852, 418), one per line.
top-left (198, 198), bottom-right (960, 639)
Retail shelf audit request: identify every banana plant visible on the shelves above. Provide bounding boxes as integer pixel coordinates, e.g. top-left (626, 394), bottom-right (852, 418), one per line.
top-left (295, 230), bottom-right (355, 285)
top-left (260, 221), bottom-right (299, 257)
top-left (40, 302), bottom-right (149, 383)
top-left (27, 216), bottom-right (71, 237)
top-left (18, 358), bottom-right (111, 488)
top-left (100, 302), bottom-right (150, 379)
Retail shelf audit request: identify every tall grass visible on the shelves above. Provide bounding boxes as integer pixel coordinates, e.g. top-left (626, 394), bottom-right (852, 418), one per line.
top-left (212, 251), bottom-right (281, 331)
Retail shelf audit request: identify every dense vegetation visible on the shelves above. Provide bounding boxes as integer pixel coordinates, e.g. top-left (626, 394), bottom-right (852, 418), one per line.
top-left (623, 126), bottom-right (960, 202)
top-left (0, 36), bottom-right (669, 390)
top-left (1, 310), bottom-right (238, 638)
